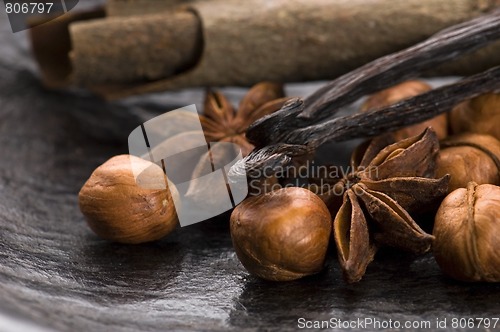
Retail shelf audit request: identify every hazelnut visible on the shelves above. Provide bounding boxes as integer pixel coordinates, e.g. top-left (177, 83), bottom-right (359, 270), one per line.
top-left (230, 187), bottom-right (331, 281)
top-left (450, 93), bottom-right (500, 140)
top-left (79, 155), bottom-right (179, 244)
top-left (433, 182), bottom-right (500, 282)
top-left (360, 80), bottom-right (447, 141)
top-left (436, 133), bottom-right (500, 192)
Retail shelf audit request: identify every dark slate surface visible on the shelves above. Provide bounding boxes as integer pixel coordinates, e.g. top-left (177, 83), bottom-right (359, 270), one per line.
top-left (0, 3), bottom-right (499, 331)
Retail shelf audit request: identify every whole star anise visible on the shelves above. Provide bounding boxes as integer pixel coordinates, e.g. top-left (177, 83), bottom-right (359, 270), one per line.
top-left (330, 128), bottom-right (450, 283)
top-left (200, 82), bottom-right (289, 157)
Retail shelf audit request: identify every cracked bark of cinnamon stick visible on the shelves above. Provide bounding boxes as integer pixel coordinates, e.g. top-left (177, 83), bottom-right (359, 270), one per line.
top-left (70, 11), bottom-right (203, 86)
top-left (30, 0), bottom-right (500, 97)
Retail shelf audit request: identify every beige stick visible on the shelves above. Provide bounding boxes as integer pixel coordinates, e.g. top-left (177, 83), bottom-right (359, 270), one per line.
top-left (30, 0), bottom-right (500, 98)
top-left (106, 0), bottom-right (193, 17)
top-left (70, 10), bottom-right (202, 85)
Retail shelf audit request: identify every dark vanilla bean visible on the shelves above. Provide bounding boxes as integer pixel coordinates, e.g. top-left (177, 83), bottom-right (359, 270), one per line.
top-left (235, 65), bottom-right (499, 178)
top-left (297, 66), bottom-right (500, 148)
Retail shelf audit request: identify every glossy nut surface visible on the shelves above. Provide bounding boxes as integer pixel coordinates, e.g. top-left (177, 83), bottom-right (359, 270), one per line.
top-left (450, 93), bottom-right (500, 140)
top-left (79, 155), bottom-right (178, 244)
top-left (436, 133), bottom-right (500, 192)
top-left (433, 182), bottom-right (500, 282)
top-left (230, 187), bottom-right (331, 281)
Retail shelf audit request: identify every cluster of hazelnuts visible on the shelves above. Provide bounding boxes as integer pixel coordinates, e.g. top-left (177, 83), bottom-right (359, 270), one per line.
top-left (79, 83), bottom-right (500, 283)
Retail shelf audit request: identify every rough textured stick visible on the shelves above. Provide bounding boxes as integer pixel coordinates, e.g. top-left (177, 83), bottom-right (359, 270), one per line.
top-left (29, 0), bottom-right (500, 96)
top-left (75, 0), bottom-right (500, 98)
top-left (303, 66), bottom-right (500, 147)
top-left (69, 11), bottom-right (202, 85)
top-left (106, 0), bottom-right (191, 17)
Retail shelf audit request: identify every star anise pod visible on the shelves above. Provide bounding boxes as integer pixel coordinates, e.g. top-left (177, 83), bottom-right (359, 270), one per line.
top-left (331, 128), bottom-right (450, 283)
top-left (200, 82), bottom-right (289, 157)
top-left (186, 82), bottom-right (290, 200)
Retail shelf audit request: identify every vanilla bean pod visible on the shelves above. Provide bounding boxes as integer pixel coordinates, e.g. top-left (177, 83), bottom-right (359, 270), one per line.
top-left (229, 144), bottom-right (310, 180)
top-left (298, 66), bottom-right (500, 147)
top-left (246, 9), bottom-right (500, 148)
top-left (232, 67), bottom-right (500, 178)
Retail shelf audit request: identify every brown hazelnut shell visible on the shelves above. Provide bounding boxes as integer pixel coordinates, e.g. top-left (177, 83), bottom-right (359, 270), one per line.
top-left (433, 182), bottom-right (500, 282)
top-left (230, 187), bottom-right (331, 281)
top-left (79, 155), bottom-right (178, 244)
top-left (360, 80), bottom-right (447, 141)
top-left (436, 133), bottom-right (500, 192)
top-left (450, 93), bottom-right (500, 140)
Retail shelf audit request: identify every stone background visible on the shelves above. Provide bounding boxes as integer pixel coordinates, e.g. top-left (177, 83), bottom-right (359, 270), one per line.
top-left (0, 2), bottom-right (498, 331)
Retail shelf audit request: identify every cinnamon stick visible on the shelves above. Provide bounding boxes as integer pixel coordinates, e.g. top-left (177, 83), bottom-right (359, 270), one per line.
top-left (30, 0), bottom-right (500, 98)
top-left (106, 0), bottom-right (192, 17)
top-left (29, 7), bottom-right (106, 88)
top-left (69, 11), bottom-right (202, 85)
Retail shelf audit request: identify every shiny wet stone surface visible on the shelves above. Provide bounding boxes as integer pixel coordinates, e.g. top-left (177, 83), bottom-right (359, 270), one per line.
top-left (0, 3), bottom-right (499, 331)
